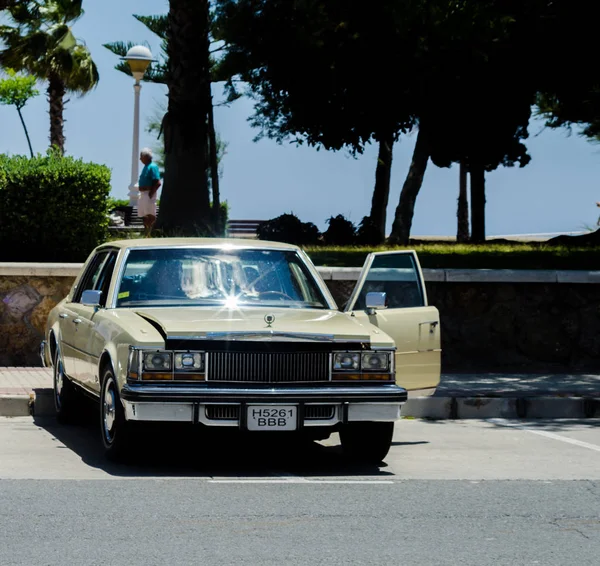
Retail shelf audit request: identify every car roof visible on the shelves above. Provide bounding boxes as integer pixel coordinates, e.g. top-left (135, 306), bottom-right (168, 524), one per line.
top-left (97, 237), bottom-right (301, 252)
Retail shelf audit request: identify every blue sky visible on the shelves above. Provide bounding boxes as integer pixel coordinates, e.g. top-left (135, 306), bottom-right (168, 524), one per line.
top-left (1, 0), bottom-right (600, 237)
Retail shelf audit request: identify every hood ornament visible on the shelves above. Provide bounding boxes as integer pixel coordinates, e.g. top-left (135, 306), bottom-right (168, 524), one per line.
top-left (264, 314), bottom-right (275, 327)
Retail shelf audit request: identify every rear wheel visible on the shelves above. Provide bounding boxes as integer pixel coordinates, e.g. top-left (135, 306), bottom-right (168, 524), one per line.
top-left (100, 368), bottom-right (134, 462)
top-left (53, 346), bottom-right (78, 424)
top-left (340, 422), bottom-right (394, 464)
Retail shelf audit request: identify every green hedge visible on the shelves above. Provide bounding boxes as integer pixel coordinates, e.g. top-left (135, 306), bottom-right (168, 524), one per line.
top-left (304, 243), bottom-right (600, 269)
top-left (0, 154), bottom-right (111, 262)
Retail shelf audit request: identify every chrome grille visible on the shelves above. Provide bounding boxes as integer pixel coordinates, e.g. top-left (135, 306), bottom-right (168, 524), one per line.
top-left (205, 405), bottom-right (240, 420)
top-left (207, 352), bottom-right (330, 383)
top-left (305, 405), bottom-right (336, 420)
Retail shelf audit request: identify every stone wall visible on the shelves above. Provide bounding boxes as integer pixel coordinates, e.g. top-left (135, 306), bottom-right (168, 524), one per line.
top-left (2, 264), bottom-right (600, 372)
top-left (0, 275), bottom-right (75, 366)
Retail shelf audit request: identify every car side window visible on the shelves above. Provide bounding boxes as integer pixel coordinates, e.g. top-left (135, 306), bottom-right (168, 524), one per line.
top-left (354, 254), bottom-right (425, 310)
top-left (95, 252), bottom-right (118, 307)
top-left (73, 252), bottom-right (109, 303)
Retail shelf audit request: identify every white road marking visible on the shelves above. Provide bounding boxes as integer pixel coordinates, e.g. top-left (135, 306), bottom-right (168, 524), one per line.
top-left (489, 419), bottom-right (600, 454)
top-left (208, 479), bottom-right (395, 484)
top-left (272, 471), bottom-right (311, 483)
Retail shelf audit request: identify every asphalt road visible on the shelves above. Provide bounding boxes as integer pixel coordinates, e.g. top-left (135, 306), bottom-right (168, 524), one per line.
top-left (1, 416), bottom-right (599, 566)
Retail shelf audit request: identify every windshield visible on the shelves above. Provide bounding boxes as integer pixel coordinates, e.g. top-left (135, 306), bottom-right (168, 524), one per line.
top-left (115, 247), bottom-right (329, 309)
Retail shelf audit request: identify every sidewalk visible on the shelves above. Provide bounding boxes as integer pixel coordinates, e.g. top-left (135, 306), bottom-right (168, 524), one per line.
top-left (0, 368), bottom-right (599, 418)
top-left (0, 367), bottom-right (52, 396)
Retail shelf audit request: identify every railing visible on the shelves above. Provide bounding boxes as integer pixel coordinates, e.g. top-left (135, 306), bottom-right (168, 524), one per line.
top-left (226, 219), bottom-right (263, 238)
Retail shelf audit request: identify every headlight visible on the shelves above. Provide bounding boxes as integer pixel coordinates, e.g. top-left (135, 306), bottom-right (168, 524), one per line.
top-left (333, 352), bottom-right (360, 370)
top-left (174, 352), bottom-right (204, 371)
top-left (361, 352), bottom-right (390, 371)
top-left (331, 349), bottom-right (393, 380)
top-left (143, 351), bottom-right (172, 371)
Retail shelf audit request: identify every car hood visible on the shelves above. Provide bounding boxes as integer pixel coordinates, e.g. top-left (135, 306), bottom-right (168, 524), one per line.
top-left (131, 306), bottom-right (394, 347)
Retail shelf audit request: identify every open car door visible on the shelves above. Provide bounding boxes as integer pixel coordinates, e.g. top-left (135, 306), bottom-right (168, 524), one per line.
top-left (344, 251), bottom-right (441, 394)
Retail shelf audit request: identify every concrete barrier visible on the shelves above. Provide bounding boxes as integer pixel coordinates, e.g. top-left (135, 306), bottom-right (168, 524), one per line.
top-left (0, 395), bottom-right (32, 417)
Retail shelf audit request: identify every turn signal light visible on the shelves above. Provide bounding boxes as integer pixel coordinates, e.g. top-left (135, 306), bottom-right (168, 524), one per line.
top-left (141, 372), bottom-right (173, 381)
top-left (172, 373), bottom-right (205, 381)
top-left (331, 373), bottom-right (392, 381)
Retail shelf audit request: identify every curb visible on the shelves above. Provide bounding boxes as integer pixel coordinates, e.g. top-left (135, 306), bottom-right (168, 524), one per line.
top-left (0, 394), bottom-right (33, 417)
top-left (1, 391), bottom-right (600, 419)
top-left (402, 396), bottom-right (600, 419)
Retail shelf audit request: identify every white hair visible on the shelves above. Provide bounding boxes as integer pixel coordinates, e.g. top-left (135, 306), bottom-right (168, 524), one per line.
top-left (140, 147), bottom-right (153, 158)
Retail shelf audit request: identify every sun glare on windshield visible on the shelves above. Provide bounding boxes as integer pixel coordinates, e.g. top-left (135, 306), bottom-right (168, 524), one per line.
top-left (115, 248), bottom-right (328, 309)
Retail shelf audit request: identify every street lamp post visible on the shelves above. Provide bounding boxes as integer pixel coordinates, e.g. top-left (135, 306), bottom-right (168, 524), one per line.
top-left (122, 45), bottom-right (154, 207)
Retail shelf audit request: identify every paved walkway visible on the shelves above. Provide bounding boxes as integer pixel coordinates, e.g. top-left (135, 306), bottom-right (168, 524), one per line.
top-left (1, 368), bottom-right (599, 397)
top-left (0, 368), bottom-right (52, 396)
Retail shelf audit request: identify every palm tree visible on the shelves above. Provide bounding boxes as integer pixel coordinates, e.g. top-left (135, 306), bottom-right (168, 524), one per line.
top-left (0, 0), bottom-right (99, 154)
top-left (104, 11), bottom-right (232, 235)
top-left (150, 0), bottom-right (211, 235)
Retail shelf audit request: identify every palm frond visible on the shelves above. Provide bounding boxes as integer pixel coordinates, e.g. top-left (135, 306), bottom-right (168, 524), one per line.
top-left (50, 46), bottom-right (74, 76)
top-left (39, 0), bottom-right (83, 25)
top-left (133, 14), bottom-right (168, 40)
top-left (113, 60), bottom-right (133, 78)
top-left (49, 23), bottom-right (75, 49)
top-left (103, 39), bottom-right (165, 82)
top-left (63, 45), bottom-right (98, 93)
top-left (143, 64), bottom-right (168, 84)
top-left (7, 2), bottom-right (42, 26)
top-left (103, 40), bottom-right (138, 58)
top-left (0, 30), bottom-right (49, 72)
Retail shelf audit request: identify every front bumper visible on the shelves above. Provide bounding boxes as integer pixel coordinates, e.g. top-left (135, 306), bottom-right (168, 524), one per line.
top-left (120, 384), bottom-right (407, 428)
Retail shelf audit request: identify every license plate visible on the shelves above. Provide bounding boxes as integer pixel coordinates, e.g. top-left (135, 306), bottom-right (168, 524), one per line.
top-left (247, 405), bottom-right (297, 431)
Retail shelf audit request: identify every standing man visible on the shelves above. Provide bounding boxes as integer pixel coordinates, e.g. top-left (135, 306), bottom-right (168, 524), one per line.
top-left (137, 148), bottom-right (161, 236)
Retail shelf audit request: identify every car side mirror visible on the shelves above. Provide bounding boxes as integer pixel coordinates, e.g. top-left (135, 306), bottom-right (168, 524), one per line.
top-left (365, 292), bottom-right (387, 313)
top-left (81, 289), bottom-right (102, 307)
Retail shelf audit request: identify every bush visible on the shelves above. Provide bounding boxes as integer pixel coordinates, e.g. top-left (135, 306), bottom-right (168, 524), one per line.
top-left (356, 215), bottom-right (385, 245)
top-left (257, 213), bottom-right (321, 245)
top-left (107, 197), bottom-right (130, 210)
top-left (0, 153), bottom-right (111, 262)
top-left (323, 214), bottom-right (356, 245)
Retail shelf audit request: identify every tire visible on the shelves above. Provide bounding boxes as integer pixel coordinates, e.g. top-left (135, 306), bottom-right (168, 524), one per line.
top-left (340, 422), bottom-right (394, 464)
top-left (100, 367), bottom-right (134, 462)
top-left (53, 346), bottom-right (78, 424)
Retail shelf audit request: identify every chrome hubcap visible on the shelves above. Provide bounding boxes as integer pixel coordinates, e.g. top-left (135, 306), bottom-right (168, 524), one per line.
top-left (54, 358), bottom-right (64, 409)
top-left (103, 380), bottom-right (116, 443)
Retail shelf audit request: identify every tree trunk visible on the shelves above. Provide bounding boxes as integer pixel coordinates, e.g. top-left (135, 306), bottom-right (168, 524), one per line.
top-left (156, 0), bottom-right (211, 235)
top-left (208, 88), bottom-right (221, 235)
top-left (47, 73), bottom-right (65, 154)
top-left (16, 106), bottom-right (34, 158)
top-left (388, 129), bottom-right (429, 245)
top-left (470, 164), bottom-right (486, 243)
top-left (457, 161), bottom-right (470, 242)
top-left (369, 132), bottom-right (394, 243)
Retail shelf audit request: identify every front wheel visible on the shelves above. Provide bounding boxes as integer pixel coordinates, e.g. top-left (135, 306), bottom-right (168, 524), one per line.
top-left (53, 346), bottom-right (78, 424)
top-left (340, 422), bottom-right (394, 464)
top-left (100, 368), bottom-right (134, 462)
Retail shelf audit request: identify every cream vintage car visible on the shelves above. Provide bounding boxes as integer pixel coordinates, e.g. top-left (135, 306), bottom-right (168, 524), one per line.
top-left (40, 238), bottom-right (441, 463)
